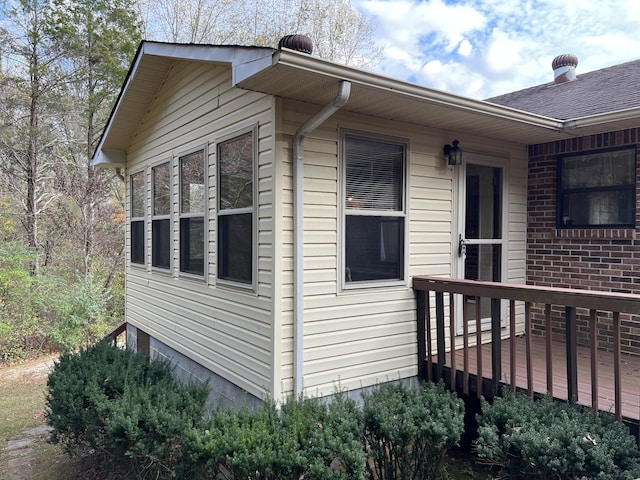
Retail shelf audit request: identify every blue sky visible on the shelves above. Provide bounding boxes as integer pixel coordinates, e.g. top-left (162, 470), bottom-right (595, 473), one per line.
top-left (354, 0), bottom-right (640, 99)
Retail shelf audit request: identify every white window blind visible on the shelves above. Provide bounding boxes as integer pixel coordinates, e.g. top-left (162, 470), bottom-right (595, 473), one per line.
top-left (345, 136), bottom-right (403, 211)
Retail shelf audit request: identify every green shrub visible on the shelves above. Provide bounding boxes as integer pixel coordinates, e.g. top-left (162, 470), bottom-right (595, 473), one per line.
top-left (475, 393), bottom-right (640, 479)
top-left (0, 241), bottom-right (46, 362)
top-left (186, 391), bottom-right (367, 479)
top-left (39, 273), bottom-right (115, 352)
top-left (46, 341), bottom-right (209, 479)
top-left (362, 381), bottom-right (465, 480)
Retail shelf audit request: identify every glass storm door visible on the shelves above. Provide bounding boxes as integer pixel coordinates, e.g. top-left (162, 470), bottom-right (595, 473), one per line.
top-left (457, 162), bottom-right (506, 333)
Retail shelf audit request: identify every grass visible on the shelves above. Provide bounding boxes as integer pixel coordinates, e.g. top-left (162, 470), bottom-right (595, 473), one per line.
top-left (0, 355), bottom-right (84, 480)
top-left (0, 355), bottom-right (53, 440)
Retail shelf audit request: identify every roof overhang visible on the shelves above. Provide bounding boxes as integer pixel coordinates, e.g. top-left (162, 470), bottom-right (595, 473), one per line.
top-left (92, 42), bottom-right (640, 168)
top-left (91, 42), bottom-right (275, 168)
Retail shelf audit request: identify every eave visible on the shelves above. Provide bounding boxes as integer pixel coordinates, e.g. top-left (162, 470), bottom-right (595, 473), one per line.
top-left (92, 43), bottom-right (640, 168)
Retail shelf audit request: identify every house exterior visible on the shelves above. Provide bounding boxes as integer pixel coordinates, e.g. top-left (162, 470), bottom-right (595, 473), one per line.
top-left (488, 55), bottom-right (640, 357)
top-left (92, 39), bottom-right (640, 407)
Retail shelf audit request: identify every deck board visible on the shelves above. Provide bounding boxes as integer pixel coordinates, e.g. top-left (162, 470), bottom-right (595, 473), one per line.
top-left (433, 335), bottom-right (640, 421)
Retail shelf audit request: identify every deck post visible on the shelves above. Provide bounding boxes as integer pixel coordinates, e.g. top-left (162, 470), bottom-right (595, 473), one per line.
top-left (435, 291), bottom-right (446, 381)
top-left (565, 306), bottom-right (578, 404)
top-left (491, 298), bottom-right (501, 396)
top-left (416, 290), bottom-right (427, 379)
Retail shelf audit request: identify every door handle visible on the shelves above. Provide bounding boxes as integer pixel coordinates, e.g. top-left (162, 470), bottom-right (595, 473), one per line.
top-left (458, 235), bottom-right (466, 257)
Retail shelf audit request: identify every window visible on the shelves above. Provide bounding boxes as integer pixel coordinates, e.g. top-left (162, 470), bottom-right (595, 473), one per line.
top-left (179, 150), bottom-right (205, 275)
top-left (344, 133), bottom-right (405, 284)
top-left (558, 147), bottom-right (636, 228)
top-left (130, 171), bottom-right (145, 265)
top-left (217, 130), bottom-right (254, 285)
top-left (152, 162), bottom-right (171, 269)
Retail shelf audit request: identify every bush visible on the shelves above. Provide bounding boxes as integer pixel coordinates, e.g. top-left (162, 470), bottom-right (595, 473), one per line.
top-left (362, 381), bottom-right (465, 480)
top-left (186, 391), bottom-right (368, 479)
top-left (39, 273), bottom-right (116, 352)
top-left (475, 393), bottom-right (640, 479)
top-left (46, 341), bottom-right (209, 479)
top-left (0, 241), bottom-right (46, 362)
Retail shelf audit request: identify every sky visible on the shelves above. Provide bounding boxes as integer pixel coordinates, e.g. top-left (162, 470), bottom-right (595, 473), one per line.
top-left (353, 0), bottom-right (640, 99)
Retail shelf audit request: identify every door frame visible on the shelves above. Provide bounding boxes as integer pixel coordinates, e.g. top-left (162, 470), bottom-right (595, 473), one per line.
top-left (453, 152), bottom-right (509, 335)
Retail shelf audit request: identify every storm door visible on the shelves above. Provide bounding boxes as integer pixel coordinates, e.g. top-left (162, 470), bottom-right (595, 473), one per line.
top-left (456, 160), bottom-right (507, 333)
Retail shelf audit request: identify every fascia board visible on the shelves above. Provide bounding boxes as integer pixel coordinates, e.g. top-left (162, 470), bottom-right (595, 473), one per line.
top-left (563, 106), bottom-right (640, 130)
top-left (271, 49), bottom-right (564, 133)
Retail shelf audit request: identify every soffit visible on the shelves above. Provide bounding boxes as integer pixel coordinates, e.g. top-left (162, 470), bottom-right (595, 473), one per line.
top-left (96, 44), bottom-right (640, 164)
top-left (237, 62), bottom-right (567, 145)
top-left (101, 54), bottom-right (174, 152)
top-left (237, 52), bottom-right (640, 145)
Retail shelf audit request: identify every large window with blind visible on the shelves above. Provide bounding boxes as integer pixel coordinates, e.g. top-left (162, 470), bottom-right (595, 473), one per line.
top-left (217, 129), bottom-right (254, 286)
top-left (152, 161), bottom-right (171, 269)
top-left (558, 147), bottom-right (636, 228)
top-left (130, 171), bottom-right (145, 265)
top-left (343, 133), bottom-right (406, 285)
top-left (179, 149), bottom-right (205, 276)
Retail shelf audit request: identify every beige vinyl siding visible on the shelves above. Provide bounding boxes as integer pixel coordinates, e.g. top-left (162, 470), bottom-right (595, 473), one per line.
top-left (124, 60), bottom-right (276, 399)
top-left (276, 100), bottom-right (529, 397)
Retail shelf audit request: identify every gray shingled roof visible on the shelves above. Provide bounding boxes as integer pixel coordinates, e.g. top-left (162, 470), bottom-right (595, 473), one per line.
top-left (486, 59), bottom-right (640, 119)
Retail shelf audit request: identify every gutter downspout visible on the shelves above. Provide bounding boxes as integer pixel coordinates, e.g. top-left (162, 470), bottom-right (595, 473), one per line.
top-left (293, 80), bottom-right (351, 396)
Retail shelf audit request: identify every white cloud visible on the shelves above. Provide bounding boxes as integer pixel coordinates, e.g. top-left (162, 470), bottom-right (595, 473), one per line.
top-left (483, 29), bottom-right (523, 73)
top-left (354, 0), bottom-right (640, 98)
top-left (457, 39), bottom-right (473, 57)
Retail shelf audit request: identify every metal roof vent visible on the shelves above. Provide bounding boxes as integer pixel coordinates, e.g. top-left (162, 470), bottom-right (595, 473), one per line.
top-left (552, 54), bottom-right (578, 84)
top-left (278, 34), bottom-right (313, 55)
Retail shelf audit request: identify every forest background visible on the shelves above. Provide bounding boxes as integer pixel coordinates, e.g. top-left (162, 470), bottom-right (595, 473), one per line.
top-left (0, 0), bottom-right (380, 363)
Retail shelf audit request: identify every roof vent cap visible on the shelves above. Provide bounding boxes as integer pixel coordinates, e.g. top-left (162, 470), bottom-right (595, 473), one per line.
top-left (552, 54), bottom-right (578, 84)
top-left (278, 34), bottom-right (313, 55)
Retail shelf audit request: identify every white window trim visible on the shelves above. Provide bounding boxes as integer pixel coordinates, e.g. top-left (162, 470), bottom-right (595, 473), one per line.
top-left (339, 129), bottom-right (409, 291)
top-left (215, 124), bottom-right (258, 291)
top-left (177, 144), bottom-right (208, 280)
top-left (129, 168), bottom-right (147, 268)
top-left (151, 158), bottom-right (173, 272)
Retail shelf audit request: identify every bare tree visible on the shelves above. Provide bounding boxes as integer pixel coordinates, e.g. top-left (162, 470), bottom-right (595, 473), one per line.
top-left (0, 0), bottom-right (63, 265)
top-left (145, 0), bottom-right (235, 43)
top-left (140, 0), bottom-right (382, 67)
top-left (46, 0), bottom-right (140, 277)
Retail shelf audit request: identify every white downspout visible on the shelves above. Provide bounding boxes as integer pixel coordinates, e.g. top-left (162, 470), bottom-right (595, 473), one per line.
top-left (293, 80), bottom-right (351, 396)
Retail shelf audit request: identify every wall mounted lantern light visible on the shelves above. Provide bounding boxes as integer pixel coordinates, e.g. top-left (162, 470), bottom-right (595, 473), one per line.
top-left (443, 139), bottom-right (462, 166)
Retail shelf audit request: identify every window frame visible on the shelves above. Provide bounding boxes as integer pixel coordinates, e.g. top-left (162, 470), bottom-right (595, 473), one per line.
top-left (129, 169), bottom-right (146, 267)
top-left (178, 146), bottom-right (207, 278)
top-left (557, 146), bottom-right (637, 229)
top-left (216, 125), bottom-right (257, 290)
top-left (151, 159), bottom-right (172, 271)
top-left (340, 130), bottom-right (408, 290)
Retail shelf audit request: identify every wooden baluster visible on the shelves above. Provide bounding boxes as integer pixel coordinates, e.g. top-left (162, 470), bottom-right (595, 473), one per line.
top-left (509, 300), bottom-right (516, 394)
top-left (613, 311), bottom-right (621, 421)
top-left (476, 296), bottom-right (483, 399)
top-left (426, 292), bottom-right (432, 382)
top-left (436, 292), bottom-right (445, 381)
top-left (416, 290), bottom-right (427, 380)
top-left (545, 304), bottom-right (553, 396)
top-left (450, 293), bottom-right (456, 391)
top-left (566, 306), bottom-right (578, 404)
top-left (525, 301), bottom-right (533, 398)
top-left (491, 297), bottom-right (501, 397)
top-left (589, 310), bottom-right (598, 412)
top-left (463, 297), bottom-right (469, 396)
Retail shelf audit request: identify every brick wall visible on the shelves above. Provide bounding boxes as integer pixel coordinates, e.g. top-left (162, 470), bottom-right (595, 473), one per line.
top-left (527, 128), bottom-right (640, 356)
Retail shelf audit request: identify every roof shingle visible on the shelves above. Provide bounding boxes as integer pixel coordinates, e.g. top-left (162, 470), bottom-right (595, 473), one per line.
top-left (486, 59), bottom-right (640, 119)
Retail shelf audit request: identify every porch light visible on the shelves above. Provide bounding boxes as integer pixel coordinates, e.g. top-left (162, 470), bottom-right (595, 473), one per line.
top-left (443, 139), bottom-right (462, 166)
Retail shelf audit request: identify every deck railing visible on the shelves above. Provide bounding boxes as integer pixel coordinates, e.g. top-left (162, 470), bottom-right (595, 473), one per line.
top-left (413, 276), bottom-right (640, 431)
top-left (101, 322), bottom-right (127, 345)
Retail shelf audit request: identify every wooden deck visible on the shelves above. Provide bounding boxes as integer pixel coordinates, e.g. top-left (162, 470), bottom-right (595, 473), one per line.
top-left (430, 335), bottom-right (640, 422)
top-left (413, 276), bottom-right (640, 444)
